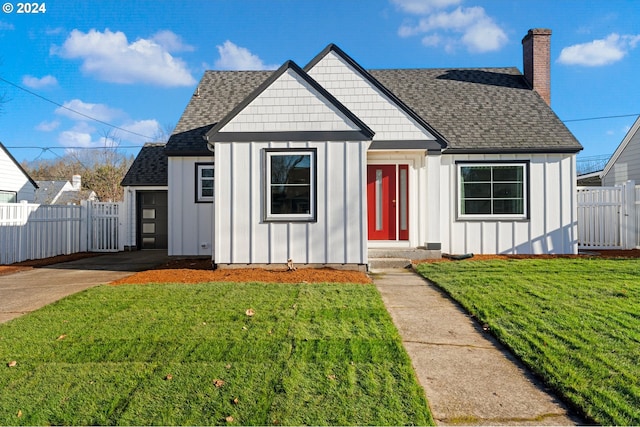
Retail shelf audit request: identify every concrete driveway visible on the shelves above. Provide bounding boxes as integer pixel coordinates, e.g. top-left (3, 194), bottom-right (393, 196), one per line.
top-left (0, 250), bottom-right (171, 323)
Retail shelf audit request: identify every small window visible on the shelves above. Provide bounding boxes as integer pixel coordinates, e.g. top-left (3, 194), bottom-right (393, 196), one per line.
top-left (0, 191), bottom-right (17, 203)
top-left (264, 149), bottom-right (316, 222)
top-left (458, 163), bottom-right (527, 219)
top-left (196, 163), bottom-right (214, 203)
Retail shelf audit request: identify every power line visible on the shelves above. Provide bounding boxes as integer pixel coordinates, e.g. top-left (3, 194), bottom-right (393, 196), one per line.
top-left (0, 76), bottom-right (155, 140)
top-left (563, 113), bottom-right (640, 123)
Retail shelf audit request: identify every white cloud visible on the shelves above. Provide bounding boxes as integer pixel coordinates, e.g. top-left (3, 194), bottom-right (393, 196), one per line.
top-left (214, 40), bottom-right (278, 70)
top-left (22, 74), bottom-right (58, 89)
top-left (52, 28), bottom-right (196, 86)
top-left (391, 0), bottom-right (461, 14)
top-left (399, 6), bottom-right (507, 53)
top-left (55, 99), bottom-right (124, 122)
top-left (119, 119), bottom-right (162, 143)
top-left (152, 30), bottom-right (194, 52)
top-left (558, 33), bottom-right (640, 66)
top-left (36, 120), bottom-right (60, 132)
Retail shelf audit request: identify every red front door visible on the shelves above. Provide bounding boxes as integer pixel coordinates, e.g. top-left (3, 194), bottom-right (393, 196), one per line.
top-left (367, 164), bottom-right (409, 240)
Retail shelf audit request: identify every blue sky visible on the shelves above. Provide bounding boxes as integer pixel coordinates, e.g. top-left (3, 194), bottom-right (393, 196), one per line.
top-left (0, 0), bottom-right (639, 172)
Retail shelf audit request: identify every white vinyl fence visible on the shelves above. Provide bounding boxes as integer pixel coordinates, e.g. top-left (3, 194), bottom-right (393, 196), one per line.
top-left (577, 180), bottom-right (639, 250)
top-left (0, 201), bottom-right (124, 265)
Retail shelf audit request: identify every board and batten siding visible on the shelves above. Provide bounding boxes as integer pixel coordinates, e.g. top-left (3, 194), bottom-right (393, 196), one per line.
top-left (0, 147), bottom-right (36, 202)
top-left (168, 157), bottom-right (214, 256)
top-left (440, 153), bottom-right (578, 255)
top-left (214, 140), bottom-right (368, 266)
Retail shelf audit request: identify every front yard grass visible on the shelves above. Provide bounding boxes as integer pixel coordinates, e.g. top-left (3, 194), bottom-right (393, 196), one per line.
top-left (0, 282), bottom-right (432, 426)
top-left (415, 257), bottom-right (640, 425)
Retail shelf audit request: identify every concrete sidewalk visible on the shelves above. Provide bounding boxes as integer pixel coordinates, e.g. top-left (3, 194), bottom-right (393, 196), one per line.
top-left (373, 268), bottom-right (584, 426)
top-left (0, 250), bottom-right (171, 323)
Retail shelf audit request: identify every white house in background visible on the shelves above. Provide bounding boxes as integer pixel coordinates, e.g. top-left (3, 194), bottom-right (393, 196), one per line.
top-left (35, 175), bottom-right (97, 205)
top-left (601, 116), bottom-right (640, 186)
top-left (0, 141), bottom-right (38, 203)
top-left (121, 29), bottom-right (583, 269)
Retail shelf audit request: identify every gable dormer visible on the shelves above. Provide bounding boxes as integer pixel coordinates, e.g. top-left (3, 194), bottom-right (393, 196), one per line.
top-left (206, 60), bottom-right (373, 144)
top-left (305, 44), bottom-right (446, 151)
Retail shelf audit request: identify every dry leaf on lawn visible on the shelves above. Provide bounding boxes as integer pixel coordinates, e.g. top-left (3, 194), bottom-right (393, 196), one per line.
top-left (245, 308), bottom-right (255, 317)
top-left (225, 415), bottom-right (234, 422)
top-left (214, 379), bottom-right (225, 388)
top-left (7, 361), bottom-right (17, 367)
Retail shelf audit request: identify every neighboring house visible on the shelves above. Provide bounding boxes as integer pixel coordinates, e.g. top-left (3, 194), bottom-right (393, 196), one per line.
top-left (35, 175), bottom-right (97, 205)
top-left (122, 28), bottom-right (582, 268)
top-left (601, 115), bottom-right (640, 186)
top-left (0, 141), bottom-right (38, 203)
top-left (577, 171), bottom-right (602, 186)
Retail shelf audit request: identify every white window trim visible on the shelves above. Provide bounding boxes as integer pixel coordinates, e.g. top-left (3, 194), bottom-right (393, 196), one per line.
top-left (457, 162), bottom-right (528, 220)
top-left (196, 163), bottom-right (214, 203)
top-left (264, 148), bottom-right (317, 222)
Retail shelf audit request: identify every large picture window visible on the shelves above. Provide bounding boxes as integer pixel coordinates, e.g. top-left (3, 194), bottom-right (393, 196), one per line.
top-left (458, 163), bottom-right (528, 219)
top-left (196, 163), bottom-right (214, 203)
top-left (264, 149), bottom-right (316, 222)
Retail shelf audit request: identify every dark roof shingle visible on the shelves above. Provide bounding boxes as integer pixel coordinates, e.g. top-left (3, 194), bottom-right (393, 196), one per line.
top-left (121, 143), bottom-right (169, 186)
top-left (164, 66), bottom-right (581, 156)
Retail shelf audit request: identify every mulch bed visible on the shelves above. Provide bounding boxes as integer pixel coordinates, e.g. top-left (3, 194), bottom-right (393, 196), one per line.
top-left (2, 249), bottom-right (639, 284)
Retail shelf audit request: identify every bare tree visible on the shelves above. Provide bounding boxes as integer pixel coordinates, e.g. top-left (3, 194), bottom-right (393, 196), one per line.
top-left (22, 130), bottom-right (134, 202)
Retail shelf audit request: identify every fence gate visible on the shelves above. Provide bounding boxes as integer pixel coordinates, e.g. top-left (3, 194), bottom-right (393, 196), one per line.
top-left (88, 201), bottom-right (122, 252)
top-left (577, 181), bottom-right (638, 250)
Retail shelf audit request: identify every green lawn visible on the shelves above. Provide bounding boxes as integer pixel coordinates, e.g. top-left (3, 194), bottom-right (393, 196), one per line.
top-left (415, 257), bottom-right (640, 426)
top-left (0, 282), bottom-right (432, 426)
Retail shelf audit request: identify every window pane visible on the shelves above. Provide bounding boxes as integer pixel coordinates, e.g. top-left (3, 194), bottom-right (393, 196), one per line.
top-left (493, 183), bottom-right (523, 198)
top-left (493, 166), bottom-right (522, 182)
top-left (142, 208), bottom-right (155, 219)
top-left (271, 185), bottom-right (311, 214)
top-left (494, 199), bottom-right (523, 214)
top-left (0, 192), bottom-right (16, 203)
top-left (464, 183), bottom-right (491, 198)
top-left (464, 200), bottom-right (491, 214)
top-left (201, 168), bottom-right (214, 178)
top-left (202, 180), bottom-right (214, 189)
top-left (461, 166), bottom-right (491, 181)
top-left (202, 188), bottom-right (213, 197)
top-left (271, 155), bottom-right (310, 185)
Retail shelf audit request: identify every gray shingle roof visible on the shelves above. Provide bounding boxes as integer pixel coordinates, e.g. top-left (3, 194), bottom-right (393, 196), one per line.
top-left (166, 71), bottom-right (272, 155)
top-left (370, 67), bottom-right (581, 152)
top-left (164, 65), bottom-right (581, 157)
top-left (121, 143), bottom-right (169, 186)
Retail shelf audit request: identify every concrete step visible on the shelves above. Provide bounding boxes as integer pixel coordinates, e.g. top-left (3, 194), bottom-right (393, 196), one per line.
top-left (368, 248), bottom-right (440, 261)
top-left (368, 257), bottom-right (412, 269)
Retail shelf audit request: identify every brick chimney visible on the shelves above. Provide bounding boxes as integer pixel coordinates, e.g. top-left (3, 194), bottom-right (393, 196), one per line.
top-left (522, 28), bottom-right (552, 105)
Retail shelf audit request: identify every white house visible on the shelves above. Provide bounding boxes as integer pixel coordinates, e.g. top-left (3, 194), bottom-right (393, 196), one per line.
top-left (35, 175), bottom-right (97, 205)
top-left (122, 29), bottom-right (582, 269)
top-left (0, 142), bottom-right (37, 203)
top-left (601, 115), bottom-right (640, 186)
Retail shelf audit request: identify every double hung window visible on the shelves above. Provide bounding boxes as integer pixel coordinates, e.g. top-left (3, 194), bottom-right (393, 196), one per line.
top-left (264, 149), bottom-right (316, 221)
top-left (196, 163), bottom-right (214, 203)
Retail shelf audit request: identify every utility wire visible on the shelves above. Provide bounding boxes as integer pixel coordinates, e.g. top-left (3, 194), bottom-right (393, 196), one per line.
top-left (0, 76), bottom-right (155, 140)
top-left (563, 113), bottom-right (640, 123)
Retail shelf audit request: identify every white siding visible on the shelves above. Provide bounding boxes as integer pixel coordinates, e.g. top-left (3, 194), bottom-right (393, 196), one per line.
top-left (168, 157), bottom-right (214, 256)
top-left (220, 69), bottom-right (362, 133)
top-left (441, 153), bottom-right (578, 254)
top-left (0, 146), bottom-right (36, 202)
top-left (307, 51), bottom-right (436, 141)
top-left (603, 128), bottom-right (640, 186)
top-left (214, 140), bottom-right (368, 266)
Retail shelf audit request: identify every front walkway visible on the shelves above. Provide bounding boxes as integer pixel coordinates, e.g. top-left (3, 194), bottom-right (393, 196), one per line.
top-left (373, 268), bottom-right (584, 425)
